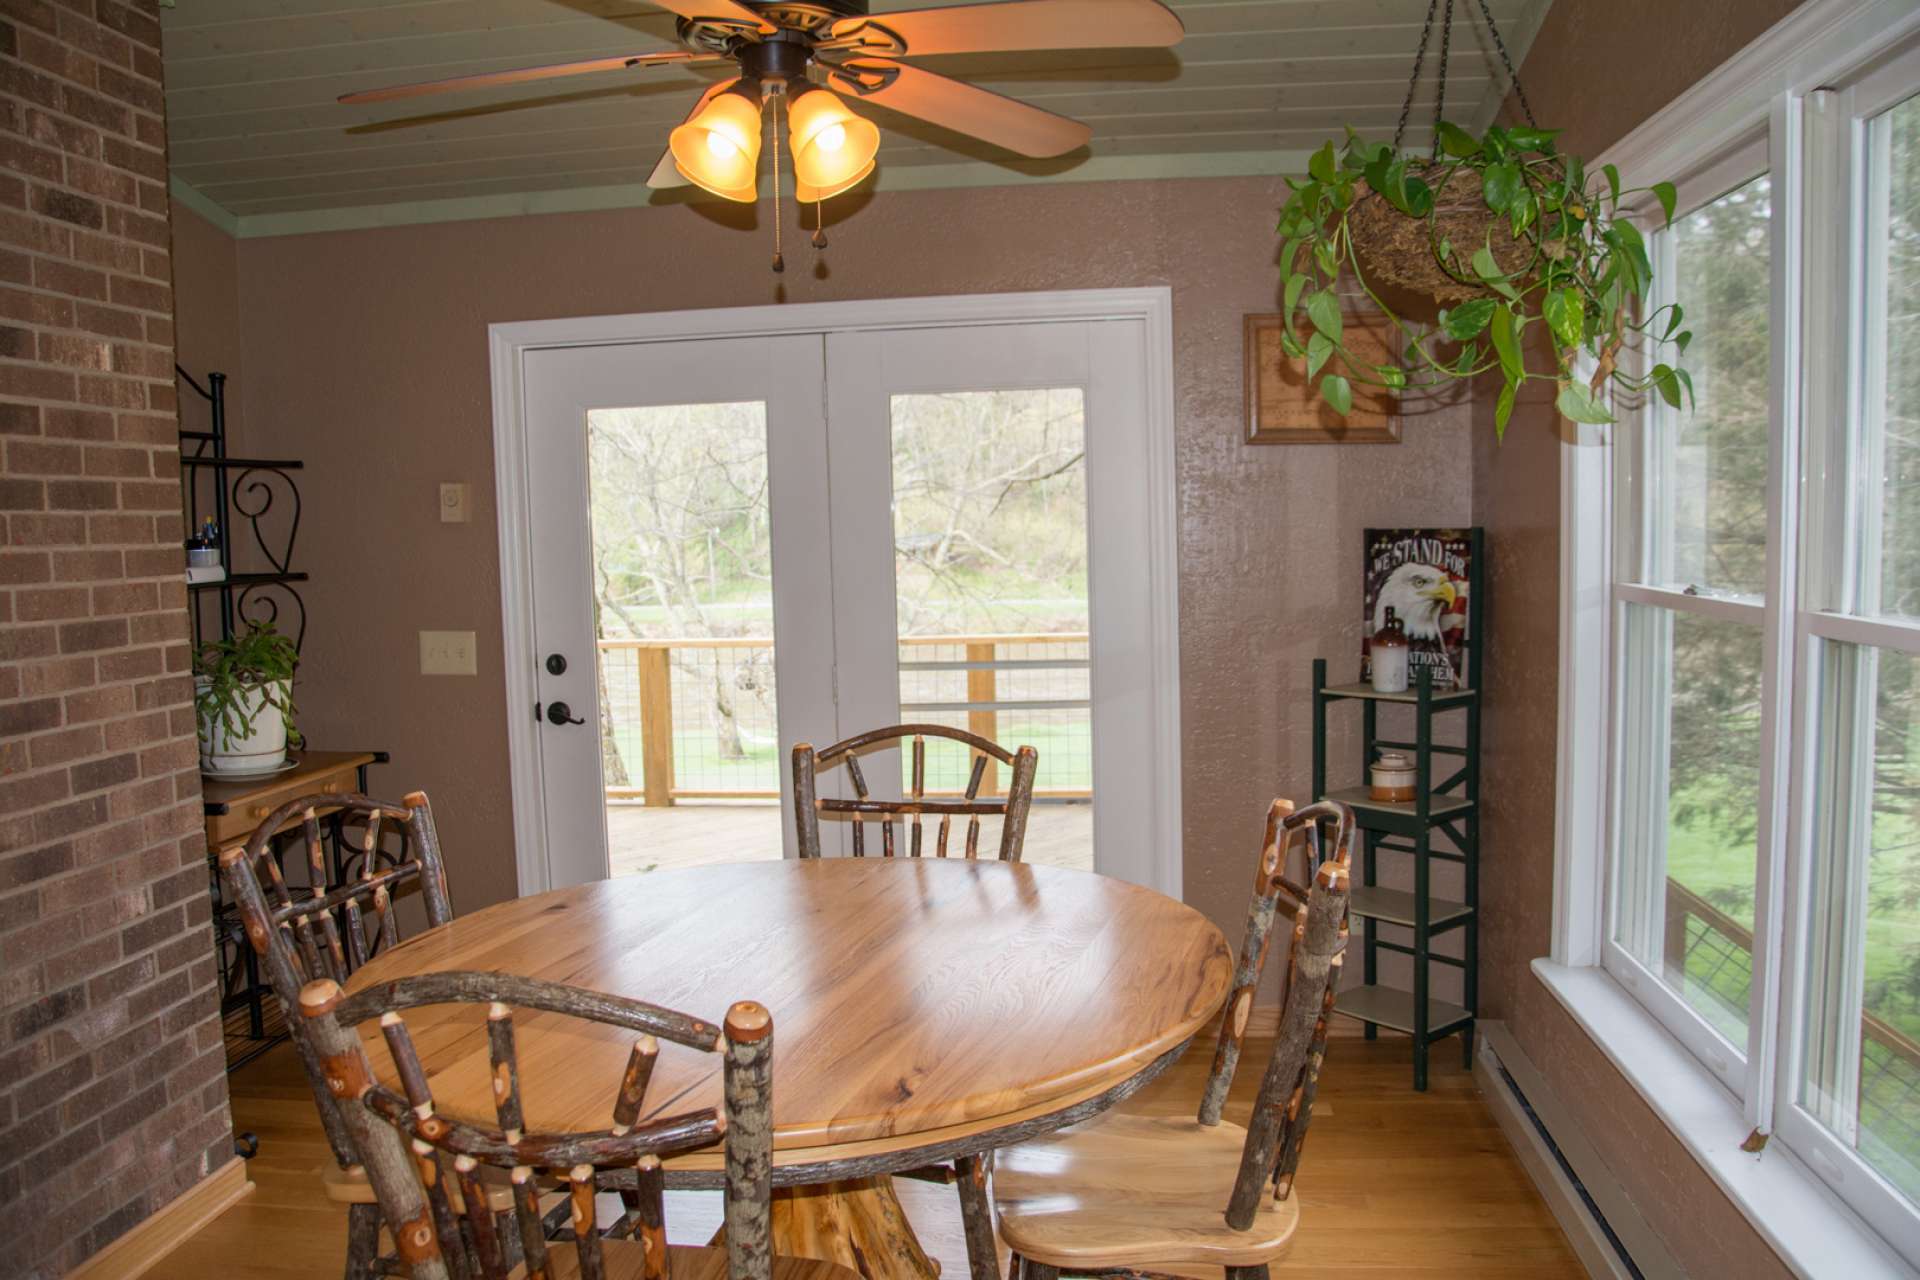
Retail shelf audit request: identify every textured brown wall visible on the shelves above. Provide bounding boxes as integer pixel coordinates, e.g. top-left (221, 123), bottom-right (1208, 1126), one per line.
top-left (1474, 1), bottom-right (1805, 1275)
top-left (0, 1), bottom-right (233, 1274)
top-left (168, 203), bottom-right (236, 400)
top-left (169, 177), bottom-right (1474, 951)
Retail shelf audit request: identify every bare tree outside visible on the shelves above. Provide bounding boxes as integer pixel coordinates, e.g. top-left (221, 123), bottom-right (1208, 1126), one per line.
top-left (587, 403), bottom-right (777, 787)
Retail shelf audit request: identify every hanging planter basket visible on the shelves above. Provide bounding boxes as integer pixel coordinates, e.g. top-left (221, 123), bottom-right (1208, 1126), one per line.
top-left (1268, 0), bottom-right (1695, 435)
top-left (1349, 164), bottom-right (1533, 305)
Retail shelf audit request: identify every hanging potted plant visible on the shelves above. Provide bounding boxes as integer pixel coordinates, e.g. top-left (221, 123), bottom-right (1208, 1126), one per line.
top-left (194, 623), bottom-right (301, 775)
top-left (1272, 2), bottom-right (1690, 435)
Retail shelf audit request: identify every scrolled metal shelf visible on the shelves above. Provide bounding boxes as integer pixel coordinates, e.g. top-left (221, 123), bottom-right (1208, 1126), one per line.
top-left (187, 571), bottom-right (309, 591)
top-left (180, 455), bottom-right (306, 470)
top-left (234, 577), bottom-right (307, 652)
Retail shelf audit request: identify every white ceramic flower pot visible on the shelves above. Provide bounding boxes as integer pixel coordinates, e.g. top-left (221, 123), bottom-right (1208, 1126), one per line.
top-left (196, 677), bottom-right (290, 775)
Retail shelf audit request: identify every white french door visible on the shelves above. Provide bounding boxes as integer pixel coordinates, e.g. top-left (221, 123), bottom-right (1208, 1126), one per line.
top-left (496, 293), bottom-right (1180, 896)
top-left (520, 335), bottom-right (836, 888)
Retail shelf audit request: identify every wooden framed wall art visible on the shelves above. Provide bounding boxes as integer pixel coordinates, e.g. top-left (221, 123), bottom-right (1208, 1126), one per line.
top-left (1243, 311), bottom-right (1402, 444)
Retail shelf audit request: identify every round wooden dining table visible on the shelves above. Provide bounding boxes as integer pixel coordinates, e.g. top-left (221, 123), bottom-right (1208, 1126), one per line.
top-left (342, 857), bottom-right (1231, 1279)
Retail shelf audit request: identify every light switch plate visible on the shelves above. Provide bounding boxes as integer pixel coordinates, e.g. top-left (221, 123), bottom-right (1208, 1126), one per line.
top-left (420, 630), bottom-right (477, 676)
top-left (439, 482), bottom-right (471, 524)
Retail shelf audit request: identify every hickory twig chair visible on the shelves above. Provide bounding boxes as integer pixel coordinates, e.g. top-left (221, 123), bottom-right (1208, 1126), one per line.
top-left (791, 723), bottom-right (1039, 1280)
top-left (292, 971), bottom-right (857, 1280)
top-left (219, 791), bottom-right (515, 1278)
top-left (991, 799), bottom-right (1355, 1280)
top-left (791, 724), bottom-right (1039, 861)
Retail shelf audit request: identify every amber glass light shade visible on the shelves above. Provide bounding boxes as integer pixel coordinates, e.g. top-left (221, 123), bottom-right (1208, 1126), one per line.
top-left (670, 84), bottom-right (763, 202)
top-left (788, 85), bottom-right (879, 201)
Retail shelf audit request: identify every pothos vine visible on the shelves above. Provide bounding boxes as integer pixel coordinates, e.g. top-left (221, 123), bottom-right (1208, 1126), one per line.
top-left (1275, 122), bottom-right (1692, 436)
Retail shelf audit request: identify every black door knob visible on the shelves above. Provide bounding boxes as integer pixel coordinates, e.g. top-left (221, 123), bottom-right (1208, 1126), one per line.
top-left (545, 653), bottom-right (568, 675)
top-left (545, 701), bottom-right (585, 726)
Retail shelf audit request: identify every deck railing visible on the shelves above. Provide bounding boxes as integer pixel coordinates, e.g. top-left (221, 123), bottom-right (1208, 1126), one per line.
top-left (1665, 877), bottom-right (1920, 1165)
top-left (596, 633), bottom-right (1091, 806)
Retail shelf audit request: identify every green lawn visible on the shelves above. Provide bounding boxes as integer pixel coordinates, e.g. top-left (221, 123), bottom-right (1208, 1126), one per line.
top-left (1666, 792), bottom-right (1920, 1198)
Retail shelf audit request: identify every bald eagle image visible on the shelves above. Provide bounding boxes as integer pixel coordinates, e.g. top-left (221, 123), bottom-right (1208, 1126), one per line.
top-left (1373, 561), bottom-right (1460, 687)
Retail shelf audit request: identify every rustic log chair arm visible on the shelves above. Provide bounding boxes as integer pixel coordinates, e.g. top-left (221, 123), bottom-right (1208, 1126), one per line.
top-left (294, 974), bottom-right (802, 1280)
top-left (359, 1086), bottom-right (725, 1167)
top-left (333, 970), bottom-right (723, 1050)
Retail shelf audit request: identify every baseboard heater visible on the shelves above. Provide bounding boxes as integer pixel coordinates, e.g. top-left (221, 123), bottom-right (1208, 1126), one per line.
top-left (1475, 1021), bottom-right (1684, 1280)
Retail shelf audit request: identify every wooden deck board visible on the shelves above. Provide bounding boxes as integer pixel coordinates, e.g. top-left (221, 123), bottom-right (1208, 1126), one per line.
top-left (607, 802), bottom-right (1094, 876)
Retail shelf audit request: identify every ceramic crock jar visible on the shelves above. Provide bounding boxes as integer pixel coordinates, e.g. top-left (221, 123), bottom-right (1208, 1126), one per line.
top-left (1370, 605), bottom-right (1410, 693)
top-left (1370, 750), bottom-right (1418, 803)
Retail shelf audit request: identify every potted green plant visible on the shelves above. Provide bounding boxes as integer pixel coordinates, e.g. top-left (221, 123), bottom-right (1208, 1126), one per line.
top-left (1274, 121), bottom-right (1691, 436)
top-left (194, 623), bottom-right (301, 775)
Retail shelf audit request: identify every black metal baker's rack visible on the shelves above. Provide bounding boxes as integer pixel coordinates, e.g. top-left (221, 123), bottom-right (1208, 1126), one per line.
top-left (176, 366), bottom-right (307, 654)
top-left (178, 366), bottom-right (310, 1072)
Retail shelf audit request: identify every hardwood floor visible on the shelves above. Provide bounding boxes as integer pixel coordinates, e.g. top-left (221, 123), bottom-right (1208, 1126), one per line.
top-left (154, 1020), bottom-right (1579, 1279)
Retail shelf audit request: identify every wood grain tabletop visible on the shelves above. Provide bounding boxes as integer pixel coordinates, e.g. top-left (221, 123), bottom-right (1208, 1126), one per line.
top-left (342, 858), bottom-right (1231, 1151)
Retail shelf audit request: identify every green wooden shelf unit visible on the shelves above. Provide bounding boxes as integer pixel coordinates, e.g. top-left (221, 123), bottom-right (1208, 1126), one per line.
top-left (1311, 527), bottom-right (1484, 1092)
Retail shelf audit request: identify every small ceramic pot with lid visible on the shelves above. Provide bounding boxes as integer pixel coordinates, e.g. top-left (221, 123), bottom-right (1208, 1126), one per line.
top-left (1370, 751), bottom-right (1417, 803)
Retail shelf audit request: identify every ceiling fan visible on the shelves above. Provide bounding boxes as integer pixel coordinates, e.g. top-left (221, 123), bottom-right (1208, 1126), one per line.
top-left (341, 0), bottom-right (1186, 254)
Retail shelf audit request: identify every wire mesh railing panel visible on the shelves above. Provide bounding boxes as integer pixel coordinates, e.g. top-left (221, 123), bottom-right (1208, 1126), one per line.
top-left (600, 635), bottom-right (1088, 802)
top-left (1666, 879), bottom-right (1920, 1178)
top-left (598, 645), bottom-right (645, 793)
top-left (897, 635), bottom-right (1090, 796)
top-left (668, 644), bottom-right (779, 793)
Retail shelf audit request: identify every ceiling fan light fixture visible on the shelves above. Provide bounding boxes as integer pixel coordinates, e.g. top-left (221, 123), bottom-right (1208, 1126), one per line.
top-left (670, 82), bottom-right (764, 201)
top-left (788, 83), bottom-right (880, 200)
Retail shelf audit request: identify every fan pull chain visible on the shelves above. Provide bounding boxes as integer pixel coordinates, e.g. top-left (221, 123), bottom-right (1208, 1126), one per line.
top-left (812, 198), bottom-right (828, 251)
top-left (770, 92), bottom-right (786, 274)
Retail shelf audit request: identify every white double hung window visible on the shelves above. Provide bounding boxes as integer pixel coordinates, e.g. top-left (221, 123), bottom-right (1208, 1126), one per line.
top-left (1560, 1), bottom-right (1920, 1264)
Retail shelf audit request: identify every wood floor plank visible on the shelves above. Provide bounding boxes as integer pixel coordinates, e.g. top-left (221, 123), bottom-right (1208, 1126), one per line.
top-left (152, 1018), bottom-right (1579, 1278)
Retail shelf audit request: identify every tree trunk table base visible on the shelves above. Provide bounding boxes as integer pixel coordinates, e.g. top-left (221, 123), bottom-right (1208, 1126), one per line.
top-left (713, 1176), bottom-right (939, 1280)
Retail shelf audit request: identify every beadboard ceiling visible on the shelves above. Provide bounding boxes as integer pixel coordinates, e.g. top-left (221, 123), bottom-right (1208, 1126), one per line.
top-left (160, 0), bottom-right (1554, 237)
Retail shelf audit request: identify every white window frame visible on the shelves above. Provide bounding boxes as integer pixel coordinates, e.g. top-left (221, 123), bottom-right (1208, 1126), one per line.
top-left (1550, 0), bottom-right (1920, 1271)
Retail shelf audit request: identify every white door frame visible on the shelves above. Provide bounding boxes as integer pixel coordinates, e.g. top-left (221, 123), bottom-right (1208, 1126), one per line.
top-left (489, 288), bottom-right (1182, 899)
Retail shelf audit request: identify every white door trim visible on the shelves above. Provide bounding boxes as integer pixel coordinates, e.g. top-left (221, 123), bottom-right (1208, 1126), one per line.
top-left (489, 288), bottom-right (1182, 899)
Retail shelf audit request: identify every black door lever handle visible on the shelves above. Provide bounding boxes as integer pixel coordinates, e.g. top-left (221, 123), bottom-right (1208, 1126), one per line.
top-left (545, 701), bottom-right (585, 726)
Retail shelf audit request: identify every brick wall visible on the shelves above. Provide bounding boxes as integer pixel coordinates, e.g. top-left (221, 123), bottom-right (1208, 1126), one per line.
top-left (0, 1), bottom-right (233, 1275)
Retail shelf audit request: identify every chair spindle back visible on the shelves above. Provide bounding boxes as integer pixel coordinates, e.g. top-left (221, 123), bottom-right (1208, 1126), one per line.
top-left (219, 790), bottom-right (454, 1165)
top-left (1195, 799), bottom-right (1354, 1227)
top-left (292, 971), bottom-right (776, 1280)
top-left (792, 723), bottom-right (1038, 861)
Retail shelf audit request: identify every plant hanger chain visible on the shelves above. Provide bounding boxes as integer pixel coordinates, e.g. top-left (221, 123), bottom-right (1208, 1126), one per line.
top-left (1391, 0), bottom-right (1539, 159)
top-left (1391, 0), bottom-right (1441, 155)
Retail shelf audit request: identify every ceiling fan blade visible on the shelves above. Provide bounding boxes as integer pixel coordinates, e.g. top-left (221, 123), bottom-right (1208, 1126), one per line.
top-left (831, 0), bottom-right (1182, 58)
top-left (648, 78), bottom-right (741, 189)
top-left (643, 0), bottom-right (772, 29)
top-left (829, 59), bottom-right (1090, 158)
top-left (338, 52), bottom-right (707, 105)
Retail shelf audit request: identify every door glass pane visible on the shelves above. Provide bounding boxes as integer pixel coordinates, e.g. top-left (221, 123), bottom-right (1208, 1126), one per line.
top-left (587, 404), bottom-right (782, 874)
top-left (1654, 174), bottom-right (1771, 598)
top-left (889, 388), bottom-right (1092, 869)
top-left (1614, 605), bottom-right (1763, 1047)
top-left (1872, 93), bottom-right (1920, 619)
top-left (1801, 644), bottom-right (1920, 1204)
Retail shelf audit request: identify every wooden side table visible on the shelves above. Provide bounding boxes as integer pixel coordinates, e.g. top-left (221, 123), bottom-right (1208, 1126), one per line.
top-left (204, 749), bottom-right (387, 1065)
